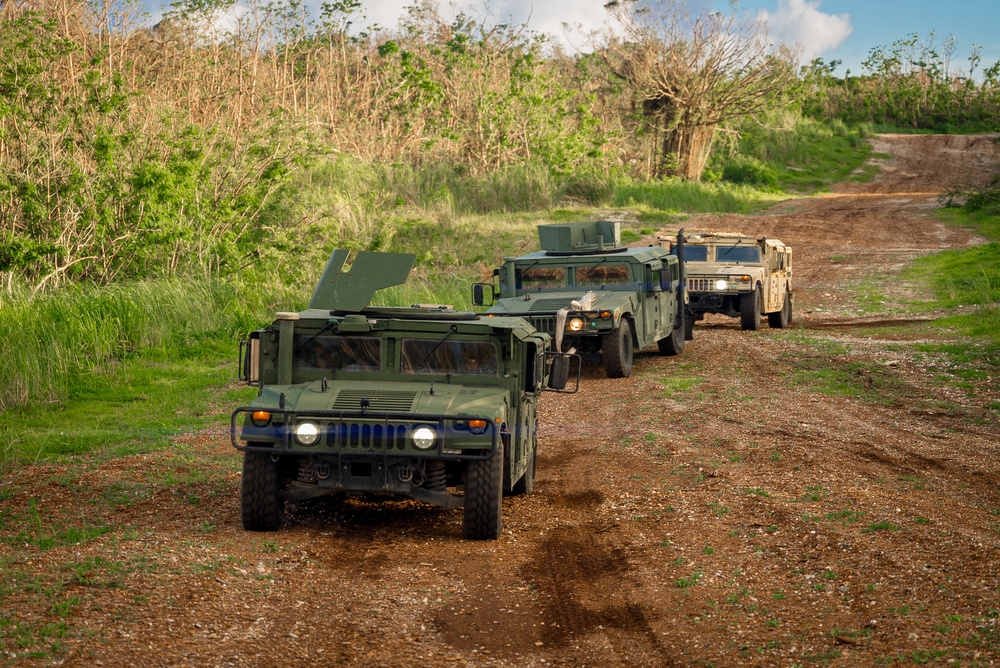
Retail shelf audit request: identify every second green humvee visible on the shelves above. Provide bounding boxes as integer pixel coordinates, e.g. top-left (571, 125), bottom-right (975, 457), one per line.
top-left (474, 221), bottom-right (690, 378)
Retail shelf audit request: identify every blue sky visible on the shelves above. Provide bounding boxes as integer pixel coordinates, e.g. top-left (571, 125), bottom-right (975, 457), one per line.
top-left (345, 0), bottom-right (1000, 76)
top-left (152, 0), bottom-right (1000, 78)
top-left (734, 0), bottom-right (1000, 76)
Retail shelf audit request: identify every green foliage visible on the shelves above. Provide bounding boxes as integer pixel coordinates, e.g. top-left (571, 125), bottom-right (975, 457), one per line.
top-left (799, 35), bottom-right (1000, 131)
top-left (710, 113), bottom-right (875, 193)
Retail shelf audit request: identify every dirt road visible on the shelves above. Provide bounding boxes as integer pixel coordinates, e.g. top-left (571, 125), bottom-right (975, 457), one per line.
top-left (3, 134), bottom-right (1000, 667)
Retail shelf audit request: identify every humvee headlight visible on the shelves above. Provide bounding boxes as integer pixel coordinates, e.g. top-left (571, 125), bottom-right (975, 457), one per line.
top-left (567, 317), bottom-right (585, 332)
top-left (412, 426), bottom-right (437, 450)
top-left (251, 410), bottom-right (272, 427)
top-left (294, 421), bottom-right (321, 446)
top-left (714, 279), bottom-right (728, 291)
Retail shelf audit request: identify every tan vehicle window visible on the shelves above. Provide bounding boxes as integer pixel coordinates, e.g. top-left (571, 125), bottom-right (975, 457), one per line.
top-left (681, 246), bottom-right (709, 262)
top-left (715, 246), bottom-right (761, 263)
top-left (401, 340), bottom-right (498, 376)
top-left (575, 264), bottom-right (631, 286)
top-left (294, 335), bottom-right (381, 372)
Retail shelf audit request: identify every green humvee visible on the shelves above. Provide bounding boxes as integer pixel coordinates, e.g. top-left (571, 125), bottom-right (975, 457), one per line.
top-left (232, 250), bottom-right (575, 540)
top-left (474, 221), bottom-right (690, 378)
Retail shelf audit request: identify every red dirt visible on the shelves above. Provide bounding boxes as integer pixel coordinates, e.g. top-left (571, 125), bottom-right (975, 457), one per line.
top-left (3, 134), bottom-right (1000, 667)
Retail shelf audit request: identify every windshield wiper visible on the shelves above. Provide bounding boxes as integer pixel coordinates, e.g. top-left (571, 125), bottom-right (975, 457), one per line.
top-left (292, 320), bottom-right (337, 355)
top-left (418, 325), bottom-right (458, 371)
top-left (580, 257), bottom-right (608, 279)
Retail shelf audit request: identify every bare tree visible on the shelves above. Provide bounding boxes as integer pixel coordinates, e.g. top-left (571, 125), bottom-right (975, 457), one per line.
top-left (599, 0), bottom-right (796, 180)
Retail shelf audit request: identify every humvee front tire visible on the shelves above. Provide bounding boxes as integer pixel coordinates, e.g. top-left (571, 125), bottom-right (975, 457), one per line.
top-left (241, 451), bottom-right (285, 531)
top-left (603, 320), bottom-right (634, 378)
top-left (463, 439), bottom-right (504, 540)
top-left (740, 289), bottom-right (761, 331)
top-left (657, 321), bottom-right (685, 356)
top-left (768, 290), bottom-right (791, 329)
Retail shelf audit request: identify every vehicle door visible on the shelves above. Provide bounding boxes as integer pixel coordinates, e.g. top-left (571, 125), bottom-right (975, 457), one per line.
top-left (766, 249), bottom-right (781, 311)
top-left (643, 260), bottom-right (667, 341)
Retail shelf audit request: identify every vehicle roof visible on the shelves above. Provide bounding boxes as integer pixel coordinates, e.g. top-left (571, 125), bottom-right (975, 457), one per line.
top-left (287, 308), bottom-right (547, 341)
top-left (508, 245), bottom-right (673, 264)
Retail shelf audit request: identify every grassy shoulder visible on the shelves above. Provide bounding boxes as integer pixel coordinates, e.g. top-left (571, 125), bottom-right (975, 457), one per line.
top-left (906, 207), bottom-right (1000, 351)
top-left (1, 339), bottom-right (258, 466)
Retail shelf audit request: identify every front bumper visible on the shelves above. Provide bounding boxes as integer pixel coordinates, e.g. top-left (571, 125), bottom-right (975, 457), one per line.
top-left (231, 407), bottom-right (497, 459)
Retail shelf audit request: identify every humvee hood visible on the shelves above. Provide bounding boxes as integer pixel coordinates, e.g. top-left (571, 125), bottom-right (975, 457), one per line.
top-left (688, 265), bottom-right (763, 276)
top-left (257, 380), bottom-right (509, 420)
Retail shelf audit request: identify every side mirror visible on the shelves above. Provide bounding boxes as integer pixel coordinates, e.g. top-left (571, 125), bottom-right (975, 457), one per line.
top-left (544, 352), bottom-right (580, 393)
top-left (472, 281), bottom-right (496, 307)
top-left (240, 330), bottom-right (262, 385)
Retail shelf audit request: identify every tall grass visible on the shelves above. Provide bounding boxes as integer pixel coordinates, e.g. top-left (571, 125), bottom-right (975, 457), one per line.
top-left (0, 279), bottom-right (294, 411)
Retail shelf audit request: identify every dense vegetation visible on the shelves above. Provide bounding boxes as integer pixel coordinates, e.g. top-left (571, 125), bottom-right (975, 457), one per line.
top-left (1, 0), bottom-right (998, 466)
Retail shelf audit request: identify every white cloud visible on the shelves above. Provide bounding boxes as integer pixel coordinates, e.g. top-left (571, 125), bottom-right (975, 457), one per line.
top-left (758, 0), bottom-right (852, 61)
top-left (339, 0), bottom-right (618, 51)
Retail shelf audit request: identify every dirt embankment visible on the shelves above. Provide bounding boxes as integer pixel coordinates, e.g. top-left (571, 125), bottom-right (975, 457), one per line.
top-left (3, 134), bottom-right (1000, 667)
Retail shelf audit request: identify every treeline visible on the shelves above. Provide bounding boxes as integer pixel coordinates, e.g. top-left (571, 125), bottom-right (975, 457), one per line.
top-left (801, 33), bottom-right (1000, 131)
top-left (1, 0), bottom-right (998, 293)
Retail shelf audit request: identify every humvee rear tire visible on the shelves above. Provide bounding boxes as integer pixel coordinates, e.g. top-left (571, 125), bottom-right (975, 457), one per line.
top-left (463, 439), bottom-right (504, 540)
top-left (241, 451), bottom-right (285, 531)
top-left (740, 289), bottom-right (761, 331)
top-left (603, 320), bottom-right (634, 378)
top-left (768, 291), bottom-right (791, 329)
top-left (657, 321), bottom-right (685, 356)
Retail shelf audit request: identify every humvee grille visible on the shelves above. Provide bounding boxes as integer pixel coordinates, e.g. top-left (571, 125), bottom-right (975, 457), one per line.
top-left (528, 298), bottom-right (575, 312)
top-left (327, 423), bottom-right (409, 450)
top-left (689, 278), bottom-right (714, 292)
top-left (332, 390), bottom-right (417, 412)
top-left (529, 316), bottom-right (556, 334)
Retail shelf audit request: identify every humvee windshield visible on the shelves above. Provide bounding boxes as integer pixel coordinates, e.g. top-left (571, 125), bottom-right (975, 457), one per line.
top-left (294, 335), bottom-right (381, 372)
top-left (678, 246), bottom-right (709, 262)
top-left (575, 264), bottom-right (631, 287)
top-left (517, 266), bottom-right (566, 289)
top-left (716, 245), bottom-right (761, 263)
top-left (401, 339), bottom-right (499, 376)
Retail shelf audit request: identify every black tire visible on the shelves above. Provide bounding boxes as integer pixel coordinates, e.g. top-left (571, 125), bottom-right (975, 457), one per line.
top-left (657, 320), bottom-right (685, 356)
top-left (740, 289), bottom-right (761, 331)
top-left (768, 290), bottom-right (791, 329)
top-left (241, 451), bottom-right (285, 531)
top-left (511, 431), bottom-right (536, 496)
top-left (463, 438), bottom-right (504, 540)
top-left (603, 320), bottom-right (634, 378)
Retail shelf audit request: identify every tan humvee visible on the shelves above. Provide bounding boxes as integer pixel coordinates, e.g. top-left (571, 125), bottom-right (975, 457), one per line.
top-left (658, 232), bottom-right (793, 330)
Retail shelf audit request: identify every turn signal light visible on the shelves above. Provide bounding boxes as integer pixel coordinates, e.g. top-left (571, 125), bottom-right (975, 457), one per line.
top-left (469, 419), bottom-right (488, 434)
top-left (251, 410), bottom-right (271, 427)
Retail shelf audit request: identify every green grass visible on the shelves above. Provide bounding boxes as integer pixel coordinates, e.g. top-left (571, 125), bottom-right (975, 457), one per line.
top-left (1, 338), bottom-right (257, 468)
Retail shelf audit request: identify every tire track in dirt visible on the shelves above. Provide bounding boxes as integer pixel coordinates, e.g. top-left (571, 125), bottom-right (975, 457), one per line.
top-left (515, 441), bottom-right (679, 667)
